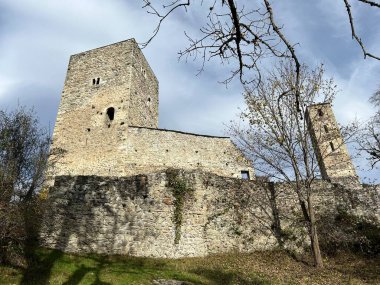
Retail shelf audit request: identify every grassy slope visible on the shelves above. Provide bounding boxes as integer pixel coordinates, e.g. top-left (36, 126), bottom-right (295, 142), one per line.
top-left (0, 249), bottom-right (379, 285)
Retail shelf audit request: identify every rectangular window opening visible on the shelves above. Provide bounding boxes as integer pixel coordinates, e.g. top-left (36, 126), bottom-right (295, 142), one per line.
top-left (241, 170), bottom-right (250, 180)
top-left (92, 78), bottom-right (100, 85)
top-left (323, 125), bottom-right (329, 133)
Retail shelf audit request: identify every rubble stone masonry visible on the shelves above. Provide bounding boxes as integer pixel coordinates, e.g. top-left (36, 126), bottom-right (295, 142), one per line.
top-left (40, 171), bottom-right (379, 258)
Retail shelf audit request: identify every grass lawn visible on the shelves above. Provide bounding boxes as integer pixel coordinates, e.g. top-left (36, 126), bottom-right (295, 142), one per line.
top-left (0, 249), bottom-right (379, 284)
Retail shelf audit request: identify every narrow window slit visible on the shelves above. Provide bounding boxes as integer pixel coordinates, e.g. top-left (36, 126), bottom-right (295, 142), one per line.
top-left (330, 141), bottom-right (335, 151)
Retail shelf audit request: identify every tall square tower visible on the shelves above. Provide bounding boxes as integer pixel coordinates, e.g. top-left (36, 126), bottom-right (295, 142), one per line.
top-left (306, 103), bottom-right (358, 183)
top-left (56, 39), bottom-right (158, 129)
top-left (50, 39), bottom-right (158, 176)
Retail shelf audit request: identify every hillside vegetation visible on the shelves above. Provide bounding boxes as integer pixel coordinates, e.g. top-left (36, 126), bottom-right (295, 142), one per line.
top-left (0, 249), bottom-right (379, 285)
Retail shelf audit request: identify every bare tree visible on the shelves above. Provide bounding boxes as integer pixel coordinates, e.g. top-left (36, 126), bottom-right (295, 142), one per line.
top-left (228, 62), bottom-right (358, 268)
top-left (359, 90), bottom-right (380, 167)
top-left (0, 107), bottom-right (50, 203)
top-left (142, 0), bottom-right (380, 110)
top-left (0, 107), bottom-right (50, 265)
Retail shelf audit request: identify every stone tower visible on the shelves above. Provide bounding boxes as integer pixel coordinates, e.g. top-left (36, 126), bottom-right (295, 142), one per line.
top-left (58, 39), bottom-right (158, 128)
top-left (306, 103), bottom-right (358, 183)
top-left (49, 39), bottom-right (158, 176)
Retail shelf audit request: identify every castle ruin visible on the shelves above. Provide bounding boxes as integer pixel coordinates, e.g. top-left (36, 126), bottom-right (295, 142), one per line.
top-left (39, 39), bottom-right (373, 258)
top-left (48, 39), bottom-right (254, 181)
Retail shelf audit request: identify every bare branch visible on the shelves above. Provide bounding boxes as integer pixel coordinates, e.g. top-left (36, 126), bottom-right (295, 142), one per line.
top-left (343, 0), bottom-right (380, 60)
top-left (357, 0), bottom-right (380, 8)
top-left (141, 0), bottom-right (191, 48)
top-left (263, 0), bottom-right (301, 112)
top-left (142, 0), bottom-right (380, 111)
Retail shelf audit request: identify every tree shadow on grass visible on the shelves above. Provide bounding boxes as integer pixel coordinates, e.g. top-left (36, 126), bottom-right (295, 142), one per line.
top-left (61, 265), bottom-right (94, 285)
top-left (61, 256), bottom-right (112, 285)
top-left (19, 249), bottom-right (197, 285)
top-left (20, 249), bottom-right (63, 285)
top-left (20, 250), bottom-right (113, 285)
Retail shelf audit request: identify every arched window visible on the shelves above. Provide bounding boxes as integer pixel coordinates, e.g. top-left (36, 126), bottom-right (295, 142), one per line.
top-left (107, 107), bottom-right (115, 121)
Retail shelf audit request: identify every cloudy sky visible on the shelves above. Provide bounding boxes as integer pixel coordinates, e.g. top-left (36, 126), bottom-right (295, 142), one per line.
top-left (0, 0), bottom-right (379, 181)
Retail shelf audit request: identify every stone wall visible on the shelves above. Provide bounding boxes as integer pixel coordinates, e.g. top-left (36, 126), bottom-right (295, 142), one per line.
top-left (125, 127), bottom-right (254, 179)
top-left (127, 43), bottom-right (159, 128)
top-left (40, 170), bottom-right (379, 258)
top-left (40, 172), bottom-right (276, 258)
top-left (49, 125), bottom-right (254, 181)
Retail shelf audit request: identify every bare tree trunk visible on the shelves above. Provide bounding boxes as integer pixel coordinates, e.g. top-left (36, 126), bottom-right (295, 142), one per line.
top-left (268, 182), bottom-right (284, 247)
top-left (307, 194), bottom-right (323, 268)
